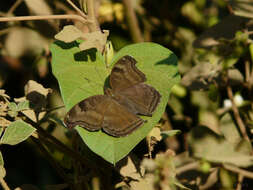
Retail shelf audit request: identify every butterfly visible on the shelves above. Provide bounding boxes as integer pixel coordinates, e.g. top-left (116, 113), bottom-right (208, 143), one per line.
top-left (64, 55), bottom-right (161, 137)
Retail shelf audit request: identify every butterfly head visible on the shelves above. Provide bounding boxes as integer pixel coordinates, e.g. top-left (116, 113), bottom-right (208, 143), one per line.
top-left (64, 109), bottom-right (77, 129)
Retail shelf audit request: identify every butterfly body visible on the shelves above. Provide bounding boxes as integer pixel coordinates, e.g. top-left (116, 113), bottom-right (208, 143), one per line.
top-left (64, 55), bottom-right (161, 137)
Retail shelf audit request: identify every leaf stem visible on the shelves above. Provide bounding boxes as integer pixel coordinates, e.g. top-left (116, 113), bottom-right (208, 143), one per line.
top-left (0, 15), bottom-right (91, 25)
top-left (7, 0), bottom-right (23, 15)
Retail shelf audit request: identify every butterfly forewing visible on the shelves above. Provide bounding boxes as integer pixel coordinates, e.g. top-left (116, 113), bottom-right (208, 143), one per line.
top-left (110, 55), bottom-right (146, 91)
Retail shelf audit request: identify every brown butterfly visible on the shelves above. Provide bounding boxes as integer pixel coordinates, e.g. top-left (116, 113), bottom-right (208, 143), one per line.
top-left (64, 55), bottom-right (161, 137)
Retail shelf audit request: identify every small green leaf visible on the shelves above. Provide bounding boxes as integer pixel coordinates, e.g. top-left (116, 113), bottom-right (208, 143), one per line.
top-left (17, 100), bottom-right (30, 111)
top-left (51, 41), bottom-right (180, 164)
top-left (161, 130), bottom-right (181, 139)
top-left (0, 120), bottom-right (36, 145)
top-left (8, 102), bottom-right (17, 111)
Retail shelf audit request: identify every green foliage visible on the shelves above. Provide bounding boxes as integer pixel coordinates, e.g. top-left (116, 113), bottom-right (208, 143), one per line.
top-left (51, 41), bottom-right (180, 164)
top-left (0, 120), bottom-right (36, 145)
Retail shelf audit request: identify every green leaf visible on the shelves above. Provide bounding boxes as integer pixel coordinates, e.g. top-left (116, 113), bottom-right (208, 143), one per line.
top-left (188, 126), bottom-right (253, 167)
top-left (0, 120), bottom-right (36, 145)
top-left (0, 151), bottom-right (5, 178)
top-left (8, 102), bottom-right (18, 117)
top-left (8, 102), bottom-right (17, 111)
top-left (17, 100), bottom-right (30, 111)
top-left (50, 41), bottom-right (180, 164)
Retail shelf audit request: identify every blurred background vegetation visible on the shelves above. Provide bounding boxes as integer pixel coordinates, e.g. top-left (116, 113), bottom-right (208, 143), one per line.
top-left (1, 0), bottom-right (253, 189)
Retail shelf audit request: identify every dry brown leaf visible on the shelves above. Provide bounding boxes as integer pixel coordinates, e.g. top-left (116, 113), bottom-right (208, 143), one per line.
top-left (0, 117), bottom-right (11, 127)
top-left (24, 80), bottom-right (51, 97)
top-left (146, 127), bottom-right (162, 157)
top-left (54, 25), bottom-right (84, 43)
top-left (148, 127), bottom-right (162, 142)
top-left (13, 80), bottom-right (51, 122)
top-left (0, 102), bottom-right (8, 117)
top-left (0, 90), bottom-right (10, 102)
top-left (79, 30), bottom-right (109, 52)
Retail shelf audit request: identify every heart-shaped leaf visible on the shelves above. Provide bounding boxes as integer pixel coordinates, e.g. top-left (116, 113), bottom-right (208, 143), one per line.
top-left (50, 41), bottom-right (179, 164)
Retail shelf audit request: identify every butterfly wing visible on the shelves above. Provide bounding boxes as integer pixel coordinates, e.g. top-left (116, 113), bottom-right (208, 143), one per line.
top-left (114, 83), bottom-right (161, 116)
top-left (101, 99), bottom-right (144, 137)
top-left (64, 95), bottom-right (108, 131)
top-left (64, 95), bottom-right (144, 137)
top-left (110, 55), bottom-right (146, 91)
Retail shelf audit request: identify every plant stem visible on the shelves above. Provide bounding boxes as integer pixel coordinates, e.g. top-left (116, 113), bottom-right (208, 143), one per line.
top-left (0, 178), bottom-right (10, 190)
top-left (32, 137), bottom-right (72, 185)
top-left (223, 164), bottom-right (253, 179)
top-left (226, 78), bottom-right (250, 142)
top-left (236, 174), bottom-right (243, 190)
top-left (0, 15), bottom-right (90, 25)
top-left (86, 0), bottom-right (100, 32)
top-left (66, 0), bottom-right (87, 19)
top-left (122, 0), bottom-right (144, 43)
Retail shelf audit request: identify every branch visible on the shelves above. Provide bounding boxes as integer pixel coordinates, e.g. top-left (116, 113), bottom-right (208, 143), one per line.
top-left (176, 161), bottom-right (199, 175)
top-left (0, 15), bottom-right (91, 25)
top-left (122, 0), bottom-right (144, 42)
top-left (0, 178), bottom-right (10, 190)
top-left (32, 137), bottom-right (72, 185)
top-left (223, 164), bottom-right (253, 179)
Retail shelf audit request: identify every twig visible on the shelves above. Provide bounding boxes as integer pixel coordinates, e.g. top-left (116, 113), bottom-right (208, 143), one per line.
top-left (32, 137), bottom-right (72, 185)
top-left (0, 15), bottom-right (91, 24)
top-left (236, 174), bottom-right (244, 190)
top-left (66, 0), bottom-right (87, 19)
top-left (223, 164), bottom-right (253, 179)
top-left (0, 178), bottom-right (10, 190)
top-left (86, 0), bottom-right (100, 32)
top-left (122, 0), bottom-right (144, 42)
top-left (7, 0), bottom-right (23, 15)
top-left (226, 75), bottom-right (250, 142)
top-left (176, 161), bottom-right (199, 175)
top-left (245, 61), bottom-right (250, 84)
